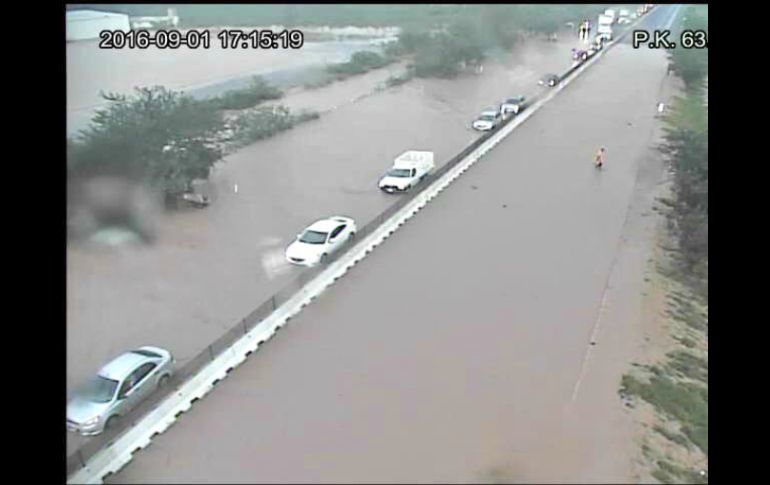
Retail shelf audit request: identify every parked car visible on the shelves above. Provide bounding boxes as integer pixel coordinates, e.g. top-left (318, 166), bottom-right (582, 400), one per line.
top-left (539, 74), bottom-right (560, 87)
top-left (285, 216), bottom-right (357, 266)
top-left (379, 150), bottom-right (435, 193)
top-left (472, 108), bottom-right (504, 131)
top-left (500, 96), bottom-right (526, 115)
top-left (67, 347), bottom-right (174, 436)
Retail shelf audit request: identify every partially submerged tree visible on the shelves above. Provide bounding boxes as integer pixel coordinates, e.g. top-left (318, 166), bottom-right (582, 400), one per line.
top-left (68, 86), bottom-right (225, 201)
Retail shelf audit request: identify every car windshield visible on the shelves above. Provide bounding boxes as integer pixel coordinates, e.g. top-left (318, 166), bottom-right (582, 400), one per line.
top-left (479, 114), bottom-right (496, 122)
top-left (387, 168), bottom-right (412, 178)
top-left (79, 376), bottom-right (119, 403)
top-left (299, 230), bottom-right (328, 244)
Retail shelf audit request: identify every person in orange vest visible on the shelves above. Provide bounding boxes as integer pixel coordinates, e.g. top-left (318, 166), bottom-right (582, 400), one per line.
top-left (595, 146), bottom-right (606, 169)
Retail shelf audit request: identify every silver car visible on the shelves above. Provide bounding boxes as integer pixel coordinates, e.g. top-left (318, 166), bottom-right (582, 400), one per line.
top-left (67, 346), bottom-right (174, 436)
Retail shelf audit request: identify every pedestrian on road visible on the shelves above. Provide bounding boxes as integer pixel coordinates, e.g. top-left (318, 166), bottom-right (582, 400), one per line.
top-left (595, 146), bottom-right (606, 169)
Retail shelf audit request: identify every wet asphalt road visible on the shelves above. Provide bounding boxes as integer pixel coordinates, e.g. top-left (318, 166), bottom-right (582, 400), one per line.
top-left (102, 9), bottom-right (677, 483)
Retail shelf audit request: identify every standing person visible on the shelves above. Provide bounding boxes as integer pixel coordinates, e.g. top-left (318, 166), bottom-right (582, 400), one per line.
top-left (595, 146), bottom-right (606, 169)
top-left (578, 21), bottom-right (586, 41)
top-left (585, 19), bottom-right (592, 43)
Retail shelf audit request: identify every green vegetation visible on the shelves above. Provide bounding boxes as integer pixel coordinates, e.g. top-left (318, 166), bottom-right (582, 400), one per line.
top-left (620, 374), bottom-right (707, 456)
top-left (68, 85), bottom-right (319, 204)
top-left (667, 5), bottom-right (709, 92)
top-left (665, 350), bottom-right (707, 382)
top-left (659, 93), bottom-right (708, 296)
top-left (390, 5), bottom-right (606, 79)
top-left (231, 106), bottom-right (320, 147)
top-left (329, 51), bottom-right (391, 75)
top-left (68, 87), bottom-right (224, 199)
top-left (652, 425), bottom-right (691, 449)
top-left (326, 51), bottom-right (395, 78)
top-left (208, 76), bottom-right (283, 111)
top-left (621, 10), bottom-right (708, 479)
top-left (652, 459), bottom-right (708, 484)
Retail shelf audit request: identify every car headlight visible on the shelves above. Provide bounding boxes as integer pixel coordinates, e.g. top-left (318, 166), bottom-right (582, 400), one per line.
top-left (83, 416), bottom-right (100, 426)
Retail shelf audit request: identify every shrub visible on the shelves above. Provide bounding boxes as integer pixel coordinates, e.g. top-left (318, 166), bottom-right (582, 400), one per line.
top-left (209, 76), bottom-right (283, 111)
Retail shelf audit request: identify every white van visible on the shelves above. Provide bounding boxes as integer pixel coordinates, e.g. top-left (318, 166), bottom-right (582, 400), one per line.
top-left (378, 150), bottom-right (435, 193)
top-left (597, 24), bottom-right (613, 41)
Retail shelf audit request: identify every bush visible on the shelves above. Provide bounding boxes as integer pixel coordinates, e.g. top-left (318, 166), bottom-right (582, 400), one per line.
top-left (659, 92), bottom-right (708, 282)
top-left (209, 76), bottom-right (283, 111)
top-left (326, 50), bottom-right (393, 78)
top-left (231, 106), bottom-right (319, 147)
top-left (667, 6), bottom-right (708, 93)
top-left (621, 374), bottom-right (708, 456)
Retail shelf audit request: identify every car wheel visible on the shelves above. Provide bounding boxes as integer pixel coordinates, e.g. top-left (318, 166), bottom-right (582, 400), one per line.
top-left (105, 415), bottom-right (120, 430)
top-left (158, 374), bottom-right (170, 389)
top-left (550, 80), bottom-right (556, 87)
top-left (320, 254), bottom-right (328, 264)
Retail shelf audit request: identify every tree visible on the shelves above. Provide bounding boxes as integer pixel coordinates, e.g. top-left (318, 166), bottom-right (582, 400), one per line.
top-left (68, 86), bottom-right (225, 199)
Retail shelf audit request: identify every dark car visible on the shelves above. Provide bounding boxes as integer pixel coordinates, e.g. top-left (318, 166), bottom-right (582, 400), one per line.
top-left (538, 74), bottom-right (560, 87)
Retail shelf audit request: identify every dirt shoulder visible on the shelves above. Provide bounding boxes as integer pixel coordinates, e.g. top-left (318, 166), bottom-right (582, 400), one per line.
top-left (617, 77), bottom-right (709, 484)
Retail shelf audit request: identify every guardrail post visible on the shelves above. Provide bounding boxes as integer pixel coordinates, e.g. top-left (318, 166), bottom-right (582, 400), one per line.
top-left (242, 319), bottom-right (248, 334)
top-left (208, 345), bottom-right (214, 361)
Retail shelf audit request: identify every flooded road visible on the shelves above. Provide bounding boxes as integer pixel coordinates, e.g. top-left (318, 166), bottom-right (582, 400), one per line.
top-left (66, 35), bottom-right (577, 454)
top-left (103, 35), bottom-right (672, 483)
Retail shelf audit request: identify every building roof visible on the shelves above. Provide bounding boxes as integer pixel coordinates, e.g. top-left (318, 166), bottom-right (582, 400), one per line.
top-left (67, 9), bottom-right (128, 21)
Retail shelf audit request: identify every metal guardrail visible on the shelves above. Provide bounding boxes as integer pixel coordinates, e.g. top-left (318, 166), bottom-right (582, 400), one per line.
top-left (66, 11), bottom-right (652, 477)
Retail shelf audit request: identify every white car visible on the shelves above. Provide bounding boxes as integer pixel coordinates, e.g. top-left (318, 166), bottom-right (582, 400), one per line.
top-left (472, 109), bottom-right (504, 131)
top-left (285, 216), bottom-right (357, 266)
top-left (500, 96), bottom-right (526, 116)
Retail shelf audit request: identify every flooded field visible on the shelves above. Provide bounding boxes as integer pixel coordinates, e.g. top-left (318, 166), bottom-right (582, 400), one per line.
top-left (67, 34), bottom-right (394, 135)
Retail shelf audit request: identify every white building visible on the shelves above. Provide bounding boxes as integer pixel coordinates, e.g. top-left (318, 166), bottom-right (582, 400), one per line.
top-left (66, 10), bottom-right (130, 42)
